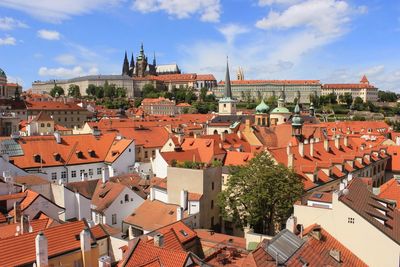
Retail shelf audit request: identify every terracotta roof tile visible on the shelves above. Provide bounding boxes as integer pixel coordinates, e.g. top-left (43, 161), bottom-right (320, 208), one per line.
top-left (91, 180), bottom-right (127, 212)
top-left (379, 178), bottom-right (400, 209)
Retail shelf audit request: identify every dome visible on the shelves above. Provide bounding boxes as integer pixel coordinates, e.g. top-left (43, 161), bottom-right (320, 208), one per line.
top-left (0, 68), bottom-right (6, 82)
top-left (292, 103), bottom-right (303, 127)
top-left (270, 107), bottom-right (290, 114)
top-left (256, 100), bottom-right (270, 113)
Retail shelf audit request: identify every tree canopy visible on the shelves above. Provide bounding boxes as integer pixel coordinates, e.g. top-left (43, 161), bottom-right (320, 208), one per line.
top-left (218, 152), bottom-right (303, 235)
top-left (378, 90), bottom-right (398, 102)
top-left (68, 84), bottom-right (81, 98)
top-left (50, 85), bottom-right (64, 97)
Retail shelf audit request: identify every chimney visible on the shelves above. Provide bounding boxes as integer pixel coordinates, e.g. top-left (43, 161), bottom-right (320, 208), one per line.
top-left (323, 139), bottom-right (329, 152)
top-left (180, 190), bottom-right (188, 210)
top-left (35, 231), bottom-right (48, 267)
top-left (339, 182), bottom-right (345, 190)
top-left (101, 167), bottom-right (109, 184)
top-left (154, 233), bottom-right (164, 247)
top-left (286, 215), bottom-right (297, 234)
top-left (54, 131), bottom-right (61, 144)
top-left (149, 187), bottom-right (155, 201)
top-left (14, 202), bottom-right (21, 223)
top-left (288, 153), bottom-right (294, 168)
top-left (311, 227), bottom-right (322, 240)
top-left (128, 225), bottom-right (134, 240)
top-left (237, 131), bottom-right (242, 140)
top-left (98, 256), bottom-right (112, 267)
top-left (334, 136), bottom-right (340, 149)
top-left (176, 206), bottom-right (183, 221)
top-left (298, 142), bottom-right (304, 158)
top-left (75, 192), bottom-right (82, 220)
top-left (310, 139), bottom-right (314, 158)
top-left (344, 136), bottom-right (348, 147)
top-left (220, 132), bottom-right (225, 141)
top-left (80, 228), bottom-right (92, 267)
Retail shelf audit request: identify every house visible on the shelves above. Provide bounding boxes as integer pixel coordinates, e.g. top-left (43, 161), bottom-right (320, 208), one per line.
top-left (0, 220), bottom-right (99, 267)
top-left (378, 177), bottom-right (400, 209)
top-left (293, 177), bottom-right (400, 267)
top-left (91, 179), bottom-right (145, 228)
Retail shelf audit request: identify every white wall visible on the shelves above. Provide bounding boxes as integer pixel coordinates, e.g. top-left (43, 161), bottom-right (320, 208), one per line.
top-left (109, 236), bottom-right (129, 262)
top-left (151, 150), bottom-right (168, 178)
top-left (104, 186), bottom-right (145, 229)
top-left (153, 187), bottom-right (168, 203)
top-left (188, 200), bottom-right (200, 215)
top-left (110, 141), bottom-right (136, 176)
top-left (24, 195), bottom-right (64, 221)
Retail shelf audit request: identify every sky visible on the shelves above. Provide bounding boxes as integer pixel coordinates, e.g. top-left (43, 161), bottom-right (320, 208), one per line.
top-left (1, 0), bottom-right (400, 91)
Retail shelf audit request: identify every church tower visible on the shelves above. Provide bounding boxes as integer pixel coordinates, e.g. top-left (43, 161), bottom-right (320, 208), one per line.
top-left (237, 67), bottom-right (244, 80)
top-left (291, 103), bottom-right (304, 137)
top-left (122, 51), bottom-right (129, 76)
top-left (218, 58), bottom-right (237, 115)
top-left (135, 43), bottom-right (148, 78)
top-left (129, 53), bottom-right (135, 77)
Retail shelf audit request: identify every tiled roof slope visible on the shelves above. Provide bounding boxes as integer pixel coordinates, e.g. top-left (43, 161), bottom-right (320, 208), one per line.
top-left (379, 178), bottom-right (400, 209)
top-left (91, 180), bottom-right (126, 212)
top-left (0, 220), bottom-right (94, 267)
top-left (341, 179), bottom-right (400, 245)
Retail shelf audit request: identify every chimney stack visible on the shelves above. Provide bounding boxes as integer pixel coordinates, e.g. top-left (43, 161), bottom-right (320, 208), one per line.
top-left (220, 132), bottom-right (225, 141)
top-left (180, 190), bottom-right (188, 210)
top-left (298, 142), bottom-right (304, 158)
top-left (149, 187), bottom-right (155, 201)
top-left (344, 136), bottom-right (348, 147)
top-left (310, 139), bottom-right (314, 158)
top-left (54, 131), bottom-right (61, 144)
top-left (323, 139), bottom-right (329, 152)
top-left (128, 225), bottom-right (134, 240)
top-left (154, 233), bottom-right (164, 247)
top-left (101, 167), bottom-right (109, 184)
top-left (334, 136), bottom-right (340, 149)
top-left (176, 206), bottom-right (183, 221)
top-left (80, 228), bottom-right (92, 267)
top-left (35, 231), bottom-right (48, 267)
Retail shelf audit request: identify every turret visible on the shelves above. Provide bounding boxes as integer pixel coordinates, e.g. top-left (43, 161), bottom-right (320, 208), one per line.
top-left (291, 103), bottom-right (304, 137)
top-left (122, 51), bottom-right (129, 75)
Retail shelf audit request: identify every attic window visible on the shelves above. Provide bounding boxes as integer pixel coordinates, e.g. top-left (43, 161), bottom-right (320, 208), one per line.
top-left (99, 189), bottom-right (110, 198)
top-left (76, 150), bottom-right (83, 158)
top-left (53, 153), bottom-right (61, 161)
top-left (179, 230), bottom-right (188, 237)
top-left (33, 154), bottom-right (41, 163)
top-left (168, 210), bottom-right (174, 215)
top-left (112, 151), bottom-right (119, 157)
top-left (88, 149), bottom-right (96, 157)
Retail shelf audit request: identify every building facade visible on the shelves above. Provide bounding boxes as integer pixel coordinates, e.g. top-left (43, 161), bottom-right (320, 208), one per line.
top-left (214, 79), bottom-right (321, 103)
top-left (322, 75), bottom-right (379, 102)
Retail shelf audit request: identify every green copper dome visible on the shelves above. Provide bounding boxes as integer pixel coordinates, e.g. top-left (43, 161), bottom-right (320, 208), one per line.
top-left (256, 100), bottom-right (270, 113)
top-left (271, 107), bottom-right (290, 114)
top-left (292, 103), bottom-right (303, 127)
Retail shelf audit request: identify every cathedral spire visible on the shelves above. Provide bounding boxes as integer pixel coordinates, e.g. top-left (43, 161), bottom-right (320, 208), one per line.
top-left (130, 53), bottom-right (135, 69)
top-left (153, 52), bottom-right (156, 66)
top-left (122, 51), bottom-right (129, 75)
top-left (224, 57), bottom-right (232, 99)
top-left (140, 42), bottom-right (144, 56)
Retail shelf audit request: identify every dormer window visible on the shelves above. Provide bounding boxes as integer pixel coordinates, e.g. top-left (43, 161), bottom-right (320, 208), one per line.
top-left (53, 153), bottom-right (61, 161)
top-left (33, 154), bottom-right (41, 163)
top-left (76, 150), bottom-right (83, 158)
top-left (88, 149), bottom-right (96, 157)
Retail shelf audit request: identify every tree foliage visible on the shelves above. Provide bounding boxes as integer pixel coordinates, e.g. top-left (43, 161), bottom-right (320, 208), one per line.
top-left (338, 93), bottom-right (353, 108)
top-left (68, 84), bottom-right (81, 98)
top-left (218, 152), bottom-right (303, 235)
top-left (50, 85), bottom-right (64, 97)
top-left (378, 90), bottom-right (398, 102)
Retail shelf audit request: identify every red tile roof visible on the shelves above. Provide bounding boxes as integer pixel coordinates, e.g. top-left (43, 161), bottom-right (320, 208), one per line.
top-left (379, 178), bottom-right (400, 209)
top-left (219, 80), bottom-right (320, 85)
top-left (91, 180), bottom-right (127, 212)
top-left (0, 220), bottom-right (95, 267)
top-left (154, 221), bottom-right (197, 245)
top-left (0, 218), bottom-right (49, 239)
top-left (25, 100), bottom-right (86, 111)
top-left (224, 151), bottom-right (254, 166)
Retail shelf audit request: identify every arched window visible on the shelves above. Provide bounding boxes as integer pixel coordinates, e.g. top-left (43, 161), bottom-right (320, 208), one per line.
top-left (47, 123), bottom-right (51, 127)
top-left (40, 123), bottom-right (45, 127)
top-left (213, 130), bottom-right (218, 134)
top-left (124, 194), bottom-right (129, 203)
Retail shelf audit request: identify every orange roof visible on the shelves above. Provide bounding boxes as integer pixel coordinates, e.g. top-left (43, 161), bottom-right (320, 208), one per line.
top-left (161, 149), bottom-right (202, 164)
top-left (91, 180), bottom-right (127, 212)
top-left (25, 100), bottom-right (86, 111)
top-left (196, 74), bottom-right (216, 81)
top-left (379, 178), bottom-right (400, 209)
top-left (195, 229), bottom-right (246, 250)
top-left (105, 138), bottom-right (133, 163)
top-left (224, 151), bottom-right (254, 166)
top-left (124, 199), bottom-right (184, 231)
top-left (146, 229), bottom-right (184, 251)
top-left (142, 97), bottom-right (174, 105)
top-left (119, 238), bottom-right (190, 267)
top-left (0, 192), bottom-right (26, 201)
top-left (10, 133), bottom-right (128, 169)
top-left (0, 218), bottom-right (49, 239)
top-left (0, 220), bottom-right (95, 267)
top-left (181, 137), bottom-right (226, 163)
top-left (154, 220), bottom-right (197, 245)
top-left (188, 192), bottom-right (202, 201)
top-left (360, 74), bottom-right (369, 83)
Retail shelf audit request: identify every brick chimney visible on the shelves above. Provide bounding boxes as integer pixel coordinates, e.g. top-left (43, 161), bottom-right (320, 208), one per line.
top-left (344, 136), bottom-right (348, 147)
top-left (154, 233), bottom-right (164, 247)
top-left (310, 138), bottom-right (314, 158)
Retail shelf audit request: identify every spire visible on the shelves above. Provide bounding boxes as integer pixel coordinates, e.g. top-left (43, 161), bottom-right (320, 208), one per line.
top-left (153, 52), bottom-right (156, 66)
top-left (278, 89), bottom-right (285, 108)
top-left (224, 57), bottom-right (232, 99)
top-left (122, 51), bottom-right (129, 75)
top-left (292, 103), bottom-right (304, 136)
top-left (140, 42), bottom-right (144, 56)
top-left (130, 53), bottom-right (135, 69)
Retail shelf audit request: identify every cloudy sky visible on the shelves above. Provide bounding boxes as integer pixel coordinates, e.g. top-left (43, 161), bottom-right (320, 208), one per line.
top-left (1, 0), bottom-right (400, 91)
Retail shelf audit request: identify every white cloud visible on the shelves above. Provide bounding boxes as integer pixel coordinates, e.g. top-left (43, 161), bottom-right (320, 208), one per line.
top-left (37, 29), bottom-right (60, 40)
top-left (258, 0), bottom-right (301, 6)
top-left (362, 65), bottom-right (385, 77)
top-left (0, 17), bottom-right (28, 30)
top-left (0, 0), bottom-right (123, 23)
top-left (0, 36), bottom-right (16, 45)
top-left (55, 54), bottom-right (77, 65)
top-left (38, 66), bottom-right (99, 78)
top-left (132, 0), bottom-right (221, 22)
top-left (218, 24), bottom-right (249, 44)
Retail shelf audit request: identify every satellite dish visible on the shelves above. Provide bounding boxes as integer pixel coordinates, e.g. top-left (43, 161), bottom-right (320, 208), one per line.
top-left (342, 188), bottom-right (350, 196)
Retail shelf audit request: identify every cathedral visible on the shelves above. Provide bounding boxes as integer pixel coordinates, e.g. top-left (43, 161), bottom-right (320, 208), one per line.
top-left (122, 43), bottom-right (157, 78)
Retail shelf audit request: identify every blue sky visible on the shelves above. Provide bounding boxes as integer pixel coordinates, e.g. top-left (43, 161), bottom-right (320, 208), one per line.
top-left (1, 0), bottom-right (400, 91)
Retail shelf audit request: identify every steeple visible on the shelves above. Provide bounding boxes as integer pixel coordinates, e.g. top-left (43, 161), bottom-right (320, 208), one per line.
top-left (153, 52), bottom-right (157, 66)
top-left (140, 43), bottom-right (144, 57)
top-left (224, 57), bottom-right (232, 99)
top-left (130, 53), bottom-right (135, 69)
top-left (291, 103), bottom-right (304, 137)
top-left (122, 51), bottom-right (129, 75)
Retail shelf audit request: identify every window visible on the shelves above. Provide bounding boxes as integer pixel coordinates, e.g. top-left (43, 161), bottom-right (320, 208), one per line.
top-left (145, 151), bottom-right (148, 158)
top-left (348, 217), bottom-right (355, 224)
top-left (112, 214), bottom-right (117, 225)
top-left (64, 118), bottom-right (67, 122)
top-left (51, 172), bottom-right (57, 180)
top-left (80, 170), bottom-right (85, 178)
top-left (40, 123), bottom-right (45, 127)
top-left (97, 168), bottom-right (102, 175)
top-left (47, 123), bottom-right (51, 127)
top-left (71, 171), bottom-right (76, 178)
top-left (89, 169), bottom-right (93, 176)
top-left (61, 171), bottom-right (66, 179)
top-left (152, 150), bottom-right (155, 157)
top-left (211, 200), bottom-right (214, 209)
top-left (125, 194), bottom-right (129, 203)
top-left (211, 182), bottom-right (214, 190)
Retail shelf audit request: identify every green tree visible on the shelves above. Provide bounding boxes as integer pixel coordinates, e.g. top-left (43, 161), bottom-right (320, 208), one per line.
top-left (353, 96), bottom-right (364, 111)
top-left (86, 84), bottom-right (96, 96)
top-left (95, 86), bottom-right (104, 99)
top-left (218, 152), bottom-right (303, 235)
top-left (378, 90), bottom-right (398, 102)
top-left (200, 87), bottom-right (208, 102)
top-left (50, 85), bottom-right (64, 97)
top-left (103, 81), bottom-right (116, 98)
top-left (68, 84), bottom-right (81, 98)
top-left (343, 93), bottom-right (353, 108)
top-left (115, 87), bottom-right (127, 98)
